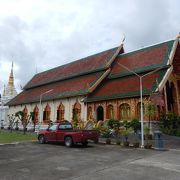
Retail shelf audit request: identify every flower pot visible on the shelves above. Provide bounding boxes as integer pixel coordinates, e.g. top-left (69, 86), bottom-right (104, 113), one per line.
top-left (133, 142), bottom-right (140, 148)
top-left (116, 140), bottom-right (121, 145)
top-left (106, 138), bottom-right (111, 144)
top-left (144, 144), bottom-right (152, 149)
top-left (123, 141), bottom-right (129, 147)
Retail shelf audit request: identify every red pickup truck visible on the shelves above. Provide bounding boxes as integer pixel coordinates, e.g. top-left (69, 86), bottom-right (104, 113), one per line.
top-left (37, 121), bottom-right (99, 147)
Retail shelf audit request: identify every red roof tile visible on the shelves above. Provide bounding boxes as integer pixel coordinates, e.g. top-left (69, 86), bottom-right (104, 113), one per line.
top-left (109, 40), bottom-right (174, 78)
top-left (24, 47), bottom-right (120, 89)
top-left (87, 70), bottom-right (166, 102)
top-left (173, 43), bottom-right (180, 75)
top-left (7, 71), bottom-right (105, 105)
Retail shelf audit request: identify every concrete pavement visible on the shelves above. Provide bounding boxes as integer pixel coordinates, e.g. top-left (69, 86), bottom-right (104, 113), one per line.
top-left (0, 142), bottom-right (180, 180)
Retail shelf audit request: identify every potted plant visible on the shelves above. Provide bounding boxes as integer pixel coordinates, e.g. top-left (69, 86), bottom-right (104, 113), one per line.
top-left (102, 128), bottom-right (111, 144)
top-left (144, 127), bottom-right (152, 149)
top-left (132, 140), bottom-right (140, 148)
top-left (121, 128), bottom-right (132, 147)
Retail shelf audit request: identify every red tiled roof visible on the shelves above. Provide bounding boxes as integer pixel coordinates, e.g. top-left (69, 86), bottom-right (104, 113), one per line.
top-left (87, 70), bottom-right (167, 102)
top-left (173, 43), bottom-right (180, 75)
top-left (109, 40), bottom-right (174, 78)
top-left (24, 47), bottom-right (122, 89)
top-left (7, 71), bottom-right (106, 106)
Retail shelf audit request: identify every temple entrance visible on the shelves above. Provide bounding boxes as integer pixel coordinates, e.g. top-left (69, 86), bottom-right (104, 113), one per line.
top-left (97, 106), bottom-right (104, 121)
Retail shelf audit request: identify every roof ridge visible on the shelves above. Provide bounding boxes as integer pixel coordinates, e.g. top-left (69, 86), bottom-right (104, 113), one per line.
top-left (24, 68), bottom-right (107, 90)
top-left (35, 46), bottom-right (119, 76)
top-left (119, 39), bottom-right (174, 57)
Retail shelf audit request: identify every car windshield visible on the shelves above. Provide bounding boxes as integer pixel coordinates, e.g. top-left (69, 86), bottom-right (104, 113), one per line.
top-left (48, 124), bottom-right (57, 131)
top-left (59, 124), bottom-right (73, 130)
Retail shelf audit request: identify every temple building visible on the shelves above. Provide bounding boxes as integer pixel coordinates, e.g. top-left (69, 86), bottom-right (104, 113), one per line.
top-left (7, 35), bottom-right (180, 129)
top-left (0, 62), bottom-right (17, 128)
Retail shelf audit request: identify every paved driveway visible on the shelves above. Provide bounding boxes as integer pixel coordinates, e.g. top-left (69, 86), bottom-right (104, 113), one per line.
top-left (0, 142), bottom-right (180, 180)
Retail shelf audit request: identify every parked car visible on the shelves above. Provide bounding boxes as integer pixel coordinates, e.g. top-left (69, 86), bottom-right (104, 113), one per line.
top-left (37, 120), bottom-right (99, 147)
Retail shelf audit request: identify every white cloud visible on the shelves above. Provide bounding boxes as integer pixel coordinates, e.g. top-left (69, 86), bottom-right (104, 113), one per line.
top-left (0, 0), bottom-right (179, 94)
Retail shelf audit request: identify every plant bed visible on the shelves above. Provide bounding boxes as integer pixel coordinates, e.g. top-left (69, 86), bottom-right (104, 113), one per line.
top-left (133, 142), bottom-right (140, 148)
top-left (123, 141), bottom-right (129, 147)
top-left (116, 140), bottom-right (121, 145)
top-left (106, 138), bottom-right (111, 144)
top-left (144, 144), bottom-right (152, 149)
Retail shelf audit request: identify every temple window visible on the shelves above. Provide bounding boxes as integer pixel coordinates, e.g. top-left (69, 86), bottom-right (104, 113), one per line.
top-left (32, 105), bottom-right (39, 125)
top-left (23, 106), bottom-right (28, 121)
top-left (43, 104), bottom-right (51, 123)
top-left (87, 106), bottom-right (93, 120)
top-left (73, 101), bottom-right (81, 121)
top-left (57, 103), bottom-right (65, 122)
top-left (136, 102), bottom-right (145, 119)
top-left (119, 103), bottom-right (130, 120)
top-left (107, 104), bottom-right (114, 119)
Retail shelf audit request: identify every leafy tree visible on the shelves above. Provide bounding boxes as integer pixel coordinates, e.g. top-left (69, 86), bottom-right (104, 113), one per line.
top-left (72, 112), bottom-right (79, 129)
top-left (31, 112), bottom-right (36, 132)
top-left (15, 111), bottom-right (34, 134)
top-left (122, 120), bottom-right (131, 130)
top-left (130, 119), bottom-right (141, 133)
top-left (146, 102), bottom-right (156, 129)
top-left (7, 114), bottom-right (16, 133)
top-left (108, 119), bottom-right (121, 129)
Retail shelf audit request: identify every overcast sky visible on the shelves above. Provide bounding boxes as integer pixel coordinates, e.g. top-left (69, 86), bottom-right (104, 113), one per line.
top-left (0, 0), bottom-right (179, 93)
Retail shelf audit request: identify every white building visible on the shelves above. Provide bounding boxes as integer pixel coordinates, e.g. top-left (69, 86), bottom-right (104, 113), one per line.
top-left (0, 62), bottom-right (17, 128)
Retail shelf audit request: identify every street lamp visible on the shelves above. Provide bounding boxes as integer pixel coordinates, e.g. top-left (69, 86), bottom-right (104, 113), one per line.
top-left (38, 89), bottom-right (53, 132)
top-left (117, 62), bottom-right (168, 148)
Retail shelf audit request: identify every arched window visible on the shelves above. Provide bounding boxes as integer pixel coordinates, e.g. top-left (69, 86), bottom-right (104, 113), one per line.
top-left (107, 105), bottom-right (114, 119)
top-left (32, 105), bottom-right (39, 125)
top-left (57, 103), bottom-right (65, 122)
top-left (136, 102), bottom-right (145, 119)
top-left (119, 103), bottom-right (130, 120)
top-left (73, 101), bottom-right (81, 121)
top-left (23, 106), bottom-right (28, 121)
top-left (97, 106), bottom-right (104, 121)
top-left (87, 106), bottom-right (93, 120)
top-left (43, 104), bottom-right (51, 123)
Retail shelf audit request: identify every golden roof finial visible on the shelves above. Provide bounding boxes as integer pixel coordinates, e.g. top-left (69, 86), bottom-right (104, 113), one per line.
top-left (8, 61), bottom-right (14, 86)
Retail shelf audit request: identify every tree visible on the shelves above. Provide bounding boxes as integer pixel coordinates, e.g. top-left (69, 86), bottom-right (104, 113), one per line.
top-left (15, 111), bottom-right (34, 134)
top-left (130, 119), bottom-right (141, 134)
top-left (31, 112), bottom-right (36, 132)
top-left (7, 114), bottom-right (16, 133)
top-left (146, 101), bottom-right (156, 129)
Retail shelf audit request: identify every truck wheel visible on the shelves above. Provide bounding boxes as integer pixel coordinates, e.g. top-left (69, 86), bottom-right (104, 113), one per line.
top-left (82, 141), bottom-right (88, 146)
top-left (38, 135), bottom-right (45, 144)
top-left (65, 136), bottom-right (73, 147)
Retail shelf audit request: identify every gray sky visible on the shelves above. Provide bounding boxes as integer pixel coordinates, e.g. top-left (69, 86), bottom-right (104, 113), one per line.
top-left (0, 0), bottom-right (179, 93)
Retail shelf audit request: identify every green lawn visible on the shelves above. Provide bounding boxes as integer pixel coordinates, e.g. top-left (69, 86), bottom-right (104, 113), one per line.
top-left (0, 131), bottom-right (37, 143)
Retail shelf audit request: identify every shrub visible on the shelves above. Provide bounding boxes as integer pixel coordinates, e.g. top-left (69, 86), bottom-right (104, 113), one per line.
top-left (160, 112), bottom-right (180, 136)
top-left (130, 119), bottom-right (141, 133)
top-left (108, 119), bottom-right (121, 129)
top-left (122, 120), bottom-right (131, 129)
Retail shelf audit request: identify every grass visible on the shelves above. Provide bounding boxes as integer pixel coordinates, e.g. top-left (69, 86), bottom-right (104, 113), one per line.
top-left (0, 130), bottom-right (37, 143)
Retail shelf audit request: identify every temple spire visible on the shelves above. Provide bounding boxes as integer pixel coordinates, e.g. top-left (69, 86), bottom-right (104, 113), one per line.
top-left (8, 62), bottom-right (14, 87)
top-left (5, 62), bottom-right (17, 97)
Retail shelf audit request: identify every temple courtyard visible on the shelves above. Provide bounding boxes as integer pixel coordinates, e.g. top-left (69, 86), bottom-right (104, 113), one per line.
top-left (0, 141), bottom-right (180, 180)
